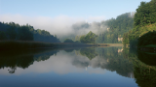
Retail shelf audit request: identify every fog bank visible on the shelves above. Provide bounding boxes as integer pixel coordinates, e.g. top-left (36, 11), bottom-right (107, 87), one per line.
top-left (0, 14), bottom-right (106, 38)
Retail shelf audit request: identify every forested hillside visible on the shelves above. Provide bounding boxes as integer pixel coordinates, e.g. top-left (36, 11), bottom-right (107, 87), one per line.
top-left (123, 0), bottom-right (156, 47)
top-left (69, 13), bottom-right (134, 43)
top-left (0, 12), bottom-right (135, 44)
top-left (0, 22), bottom-right (60, 43)
top-left (97, 13), bottom-right (134, 43)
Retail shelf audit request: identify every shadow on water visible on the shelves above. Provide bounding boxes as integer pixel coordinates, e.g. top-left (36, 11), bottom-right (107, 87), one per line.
top-left (137, 51), bottom-right (156, 66)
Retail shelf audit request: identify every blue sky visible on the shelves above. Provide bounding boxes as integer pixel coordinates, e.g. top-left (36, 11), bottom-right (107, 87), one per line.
top-left (0, 0), bottom-right (151, 19)
top-left (0, 0), bottom-right (151, 36)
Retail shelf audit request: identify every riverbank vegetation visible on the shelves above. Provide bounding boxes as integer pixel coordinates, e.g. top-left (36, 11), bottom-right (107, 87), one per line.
top-left (123, 0), bottom-right (156, 47)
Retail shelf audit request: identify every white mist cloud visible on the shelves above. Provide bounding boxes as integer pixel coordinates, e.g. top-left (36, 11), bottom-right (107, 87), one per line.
top-left (71, 21), bottom-right (107, 37)
top-left (129, 12), bottom-right (135, 18)
top-left (0, 14), bottom-right (106, 37)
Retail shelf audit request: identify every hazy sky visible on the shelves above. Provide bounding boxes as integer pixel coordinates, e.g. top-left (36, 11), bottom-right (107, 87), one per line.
top-left (0, 0), bottom-right (151, 35)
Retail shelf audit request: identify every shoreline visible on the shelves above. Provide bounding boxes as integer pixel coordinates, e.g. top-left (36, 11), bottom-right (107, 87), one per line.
top-left (0, 41), bottom-right (124, 50)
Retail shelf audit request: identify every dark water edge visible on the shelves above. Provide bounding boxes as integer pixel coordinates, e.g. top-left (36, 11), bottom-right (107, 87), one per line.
top-left (0, 41), bottom-right (108, 50)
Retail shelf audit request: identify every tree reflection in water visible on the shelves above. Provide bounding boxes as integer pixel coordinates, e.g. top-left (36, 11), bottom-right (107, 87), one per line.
top-left (123, 48), bottom-right (156, 87)
top-left (0, 49), bottom-right (58, 73)
top-left (1, 46), bottom-right (156, 86)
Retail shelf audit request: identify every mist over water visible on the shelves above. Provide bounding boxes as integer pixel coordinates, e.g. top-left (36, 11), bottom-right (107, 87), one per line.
top-left (0, 14), bottom-right (106, 38)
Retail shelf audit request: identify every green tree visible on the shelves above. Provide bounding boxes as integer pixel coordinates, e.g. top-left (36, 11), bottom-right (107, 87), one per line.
top-left (0, 31), bottom-right (7, 40)
top-left (18, 26), bottom-right (33, 41)
top-left (7, 27), bottom-right (17, 40)
top-left (80, 31), bottom-right (98, 43)
top-left (64, 39), bottom-right (74, 43)
top-left (134, 0), bottom-right (156, 26)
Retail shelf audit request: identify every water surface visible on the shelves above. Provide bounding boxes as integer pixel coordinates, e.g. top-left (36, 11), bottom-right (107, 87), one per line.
top-left (0, 47), bottom-right (155, 87)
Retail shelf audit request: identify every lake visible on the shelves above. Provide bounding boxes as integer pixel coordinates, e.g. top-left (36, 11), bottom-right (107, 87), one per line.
top-left (0, 46), bottom-right (155, 87)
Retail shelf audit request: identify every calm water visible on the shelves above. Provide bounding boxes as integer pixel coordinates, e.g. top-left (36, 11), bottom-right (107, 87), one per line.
top-left (0, 46), bottom-right (155, 87)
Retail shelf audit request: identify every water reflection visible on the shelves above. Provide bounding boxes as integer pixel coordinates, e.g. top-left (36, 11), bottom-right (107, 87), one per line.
top-left (123, 48), bottom-right (156, 87)
top-left (0, 47), bottom-right (134, 78)
top-left (1, 46), bottom-right (156, 87)
top-left (0, 49), bottom-right (58, 74)
top-left (137, 51), bottom-right (156, 66)
top-left (79, 47), bottom-right (98, 60)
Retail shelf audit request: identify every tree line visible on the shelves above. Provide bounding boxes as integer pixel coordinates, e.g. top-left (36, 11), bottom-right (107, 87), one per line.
top-left (63, 31), bottom-right (98, 43)
top-left (0, 22), bottom-right (60, 43)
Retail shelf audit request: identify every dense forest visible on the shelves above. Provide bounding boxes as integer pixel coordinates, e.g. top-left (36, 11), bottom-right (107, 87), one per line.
top-left (97, 13), bottom-right (134, 43)
top-left (1, 0), bottom-right (156, 45)
top-left (0, 12), bottom-right (135, 44)
top-left (63, 12), bottom-right (134, 44)
top-left (0, 22), bottom-right (60, 43)
top-left (123, 0), bottom-right (156, 47)
top-left (73, 0), bottom-right (156, 44)
top-left (69, 13), bottom-right (134, 43)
